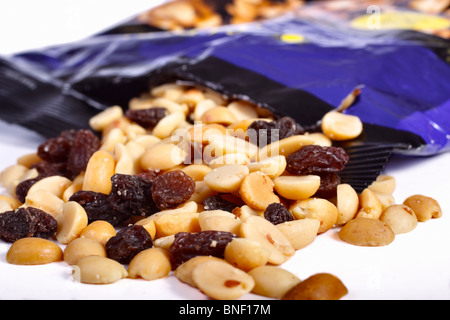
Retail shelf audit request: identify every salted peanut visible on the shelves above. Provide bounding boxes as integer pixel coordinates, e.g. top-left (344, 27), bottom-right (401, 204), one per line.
top-left (209, 153), bottom-right (250, 168)
top-left (232, 205), bottom-right (261, 221)
top-left (131, 134), bottom-right (161, 150)
top-left (335, 184), bottom-right (359, 225)
top-left (153, 235), bottom-right (175, 250)
top-left (276, 218), bottom-right (320, 250)
top-left (177, 88), bottom-right (205, 108)
top-left (6, 238), bottom-right (63, 265)
top-left (257, 135), bottom-right (314, 160)
top-left (135, 217), bottom-right (157, 239)
top-left (356, 188), bottom-right (383, 220)
top-left (282, 273), bottom-right (348, 300)
top-left (74, 256), bottom-right (128, 284)
top-left (175, 256), bottom-right (225, 287)
top-left (201, 106), bottom-right (238, 125)
top-left (128, 248), bottom-right (171, 281)
top-left (240, 215), bottom-right (294, 265)
top-left (403, 194), bottom-right (442, 222)
top-left (114, 143), bottom-right (134, 175)
top-left (224, 238), bottom-right (270, 271)
top-left (152, 112), bottom-right (185, 139)
top-left (248, 265), bottom-right (301, 299)
top-left (290, 198), bottom-right (338, 234)
top-left (102, 117), bottom-right (131, 138)
top-left (198, 210), bottom-right (241, 234)
top-left (89, 105), bottom-right (123, 132)
top-left (25, 189), bottom-right (65, 219)
top-left (123, 122), bottom-right (147, 139)
top-left (193, 99), bottom-right (217, 121)
top-left (141, 143), bottom-right (187, 171)
top-left (17, 153), bottom-right (42, 168)
top-left (227, 101), bottom-right (259, 121)
top-left (151, 97), bottom-right (185, 114)
top-left (192, 259), bottom-right (255, 300)
top-left (321, 111), bottom-right (363, 141)
top-left (63, 238), bottom-right (107, 265)
top-left (227, 119), bottom-right (258, 133)
top-left (100, 127), bottom-right (126, 152)
top-left (0, 194), bottom-right (21, 210)
top-left (339, 217), bottom-right (395, 246)
top-left (380, 204), bottom-right (418, 234)
top-left (375, 192), bottom-right (395, 210)
top-left (62, 183), bottom-right (82, 202)
top-left (189, 180), bottom-right (217, 204)
top-left (154, 212), bottom-right (200, 238)
top-left (368, 175), bottom-right (396, 195)
top-left (273, 175), bottom-right (321, 200)
top-left (247, 155), bottom-right (287, 179)
top-left (27, 176), bottom-right (72, 201)
top-left (182, 164), bottom-right (212, 181)
top-left (0, 200), bottom-right (13, 213)
top-left (207, 134), bottom-right (258, 159)
top-left (82, 150), bottom-right (115, 194)
top-left (0, 164), bottom-right (30, 195)
top-left (304, 132), bottom-right (332, 147)
top-left (187, 123), bottom-right (227, 144)
top-left (239, 172), bottom-right (280, 211)
top-left (55, 201), bottom-right (88, 244)
top-left (80, 220), bottom-right (117, 246)
top-left (204, 164), bottom-right (249, 193)
top-left (151, 83), bottom-right (186, 100)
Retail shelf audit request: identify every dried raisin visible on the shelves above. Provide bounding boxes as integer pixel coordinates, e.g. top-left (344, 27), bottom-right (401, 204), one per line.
top-left (37, 130), bottom-right (76, 163)
top-left (66, 129), bottom-right (100, 178)
top-left (314, 172), bottom-right (341, 199)
top-left (264, 203), bottom-right (293, 225)
top-left (286, 145), bottom-right (349, 175)
top-left (0, 207), bottom-right (57, 243)
top-left (125, 108), bottom-right (168, 128)
top-left (169, 231), bottom-right (236, 269)
top-left (151, 170), bottom-right (195, 210)
top-left (247, 116), bottom-right (303, 147)
top-left (105, 225), bottom-right (153, 264)
top-left (203, 195), bottom-right (239, 213)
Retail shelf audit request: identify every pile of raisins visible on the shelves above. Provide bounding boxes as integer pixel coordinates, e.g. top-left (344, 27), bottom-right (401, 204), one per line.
top-left (247, 116), bottom-right (304, 147)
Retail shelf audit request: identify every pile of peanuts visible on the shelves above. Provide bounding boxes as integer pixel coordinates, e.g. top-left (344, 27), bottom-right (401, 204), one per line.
top-left (0, 82), bottom-right (443, 300)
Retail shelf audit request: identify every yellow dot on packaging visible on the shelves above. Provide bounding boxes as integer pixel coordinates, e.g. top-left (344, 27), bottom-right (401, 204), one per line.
top-left (280, 34), bottom-right (305, 44)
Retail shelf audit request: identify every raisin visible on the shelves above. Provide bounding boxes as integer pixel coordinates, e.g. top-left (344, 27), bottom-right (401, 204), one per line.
top-left (108, 174), bottom-right (158, 217)
top-left (0, 207), bottom-right (57, 243)
top-left (314, 173), bottom-right (341, 199)
top-left (37, 130), bottom-right (76, 163)
top-left (105, 225), bottom-right (153, 264)
top-left (263, 203), bottom-right (293, 225)
top-left (136, 170), bottom-right (159, 184)
top-left (151, 170), bottom-right (195, 210)
top-left (69, 191), bottom-right (129, 226)
top-left (286, 145), bottom-right (349, 175)
top-left (66, 129), bottom-right (100, 178)
top-left (125, 108), bottom-right (168, 128)
top-left (169, 231), bottom-right (236, 269)
top-left (203, 195), bottom-right (239, 213)
top-left (247, 116), bottom-right (302, 147)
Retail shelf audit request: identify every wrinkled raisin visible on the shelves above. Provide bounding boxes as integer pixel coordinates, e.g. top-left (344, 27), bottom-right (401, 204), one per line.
top-left (69, 191), bottom-right (129, 226)
top-left (66, 129), bottom-right (100, 178)
top-left (169, 231), bottom-right (236, 269)
top-left (37, 130), bottom-right (76, 163)
top-left (286, 145), bottom-right (349, 175)
top-left (314, 172), bottom-right (341, 199)
top-left (263, 203), bottom-right (293, 225)
top-left (151, 170), bottom-right (195, 210)
top-left (105, 225), bottom-right (153, 264)
top-left (125, 108), bottom-right (168, 128)
top-left (247, 116), bottom-right (303, 147)
top-left (0, 207), bottom-right (57, 243)
top-left (203, 194), bottom-right (242, 213)
top-left (108, 174), bottom-right (158, 217)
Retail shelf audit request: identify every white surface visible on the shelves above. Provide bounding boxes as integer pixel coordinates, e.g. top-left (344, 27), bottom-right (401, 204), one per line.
top-left (1, 1), bottom-right (450, 300)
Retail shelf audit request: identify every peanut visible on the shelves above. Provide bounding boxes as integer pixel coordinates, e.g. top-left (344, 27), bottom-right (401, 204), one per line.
top-left (6, 238), bottom-right (63, 265)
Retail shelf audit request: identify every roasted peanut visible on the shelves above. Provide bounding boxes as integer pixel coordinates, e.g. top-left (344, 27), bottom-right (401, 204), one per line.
top-left (403, 194), bottom-right (442, 222)
top-left (227, 101), bottom-right (259, 121)
top-left (89, 105), bottom-right (123, 132)
top-left (282, 273), bottom-right (348, 300)
top-left (6, 238), bottom-right (63, 265)
top-left (181, 164), bottom-right (212, 181)
top-left (339, 217), bottom-right (395, 246)
top-left (63, 238), bottom-right (107, 265)
top-left (368, 175), bottom-right (396, 195)
top-left (24, 189), bottom-right (65, 219)
top-left (80, 220), bottom-right (117, 246)
top-left (248, 265), bottom-right (301, 299)
top-left (140, 143), bottom-right (187, 171)
top-left (257, 135), bottom-right (313, 160)
top-left (246, 155), bottom-right (286, 179)
top-left (82, 150), bottom-right (115, 194)
top-left (204, 164), bottom-right (249, 193)
top-left (175, 256), bottom-right (226, 287)
top-left (128, 248), bottom-right (171, 281)
top-left (239, 172), bottom-right (280, 211)
top-left (152, 112), bottom-right (185, 139)
top-left (335, 183), bottom-right (359, 225)
top-left (290, 198), bottom-right (338, 234)
top-left (135, 217), bottom-right (157, 239)
top-left (273, 175), bottom-right (320, 200)
top-left (224, 237), bottom-right (270, 271)
top-left (356, 188), bottom-right (383, 220)
top-left (198, 210), bottom-right (241, 234)
top-left (201, 106), bottom-right (237, 125)
top-left (380, 204), bottom-right (418, 234)
top-left (276, 218), bottom-right (320, 250)
top-left (74, 256), bottom-right (128, 284)
top-left (56, 201), bottom-right (89, 244)
top-left (321, 111), bottom-right (363, 141)
top-left (27, 175), bottom-right (72, 198)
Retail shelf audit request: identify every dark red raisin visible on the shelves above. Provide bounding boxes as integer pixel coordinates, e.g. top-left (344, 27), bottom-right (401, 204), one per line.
top-left (286, 145), bottom-right (349, 175)
top-left (276, 117), bottom-right (303, 139)
top-left (66, 129), bottom-right (100, 177)
top-left (247, 120), bottom-right (277, 147)
top-left (203, 195), bottom-right (239, 213)
top-left (37, 130), bottom-right (76, 163)
top-left (151, 170), bottom-right (195, 210)
top-left (0, 207), bottom-right (57, 243)
top-left (169, 231), bottom-right (236, 269)
top-left (108, 174), bottom-right (158, 217)
top-left (105, 225), bottom-right (153, 264)
top-left (125, 108), bottom-right (168, 128)
top-left (263, 203), bottom-right (293, 225)
top-left (314, 172), bottom-right (341, 199)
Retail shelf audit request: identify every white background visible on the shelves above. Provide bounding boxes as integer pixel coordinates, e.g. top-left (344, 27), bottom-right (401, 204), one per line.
top-left (0, 0), bottom-right (450, 300)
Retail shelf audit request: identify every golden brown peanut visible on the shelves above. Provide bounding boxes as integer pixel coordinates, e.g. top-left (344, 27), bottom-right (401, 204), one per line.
top-left (140, 143), bottom-right (187, 171)
top-left (276, 218), bottom-right (320, 250)
top-left (248, 265), bottom-right (301, 299)
top-left (321, 111), bottom-right (363, 141)
top-left (403, 194), bottom-right (442, 222)
top-left (356, 188), bottom-right (383, 220)
top-left (201, 106), bottom-right (238, 125)
top-left (151, 83), bottom-right (186, 99)
top-left (339, 217), bottom-right (395, 246)
top-left (193, 99), bottom-right (216, 121)
top-left (282, 273), bottom-right (348, 300)
top-left (304, 132), bottom-right (332, 147)
top-left (189, 180), bottom-right (218, 204)
top-left (181, 164), bottom-right (212, 181)
top-left (191, 259), bottom-right (255, 300)
top-left (82, 150), bottom-right (115, 194)
top-left (246, 155), bottom-right (286, 179)
top-left (100, 127), bottom-right (126, 152)
top-left (380, 204), bottom-right (418, 234)
top-left (204, 164), bottom-right (249, 193)
top-left (224, 238), bottom-right (270, 271)
top-left (74, 256), bottom-right (128, 284)
top-left (17, 153), bottom-right (42, 168)
top-left (187, 123), bottom-right (227, 144)
top-left (368, 175), bottom-right (396, 195)
top-left (0, 164), bottom-right (28, 195)
top-left (227, 101), bottom-right (259, 121)
top-left (209, 153), bottom-right (250, 168)
top-left (374, 192), bottom-right (395, 211)
top-left (89, 105), bottom-right (123, 131)
top-left (175, 256), bottom-right (225, 287)
top-left (232, 205), bottom-right (261, 221)
top-left (128, 248), bottom-right (171, 281)
top-left (198, 210), bottom-right (241, 234)
top-left (63, 238), bottom-right (107, 265)
top-left (135, 218), bottom-right (157, 239)
top-left (56, 201), bottom-right (88, 244)
top-left (27, 175), bottom-right (72, 199)
top-left (239, 172), bottom-right (280, 211)
top-left (0, 194), bottom-right (21, 210)
top-left (80, 220), bottom-right (117, 246)
top-left (0, 200), bottom-right (13, 213)
top-left (153, 212), bottom-right (200, 238)
top-left (114, 143), bottom-right (134, 175)
top-left (335, 184), bottom-right (359, 225)
top-left (6, 238), bottom-right (63, 265)
top-left (240, 215), bottom-right (294, 265)
top-left (290, 198), bottom-right (338, 234)
top-left (273, 175), bottom-right (320, 200)
top-left (24, 189), bottom-right (65, 219)
top-left (153, 235), bottom-right (175, 249)
top-left (152, 112), bottom-right (185, 139)
top-left (207, 134), bottom-right (258, 159)
top-left (257, 135), bottom-right (313, 160)
top-left (62, 183), bottom-right (82, 203)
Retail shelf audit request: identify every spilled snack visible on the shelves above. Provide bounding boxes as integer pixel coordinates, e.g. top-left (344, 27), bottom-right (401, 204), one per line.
top-left (0, 82), bottom-right (443, 300)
